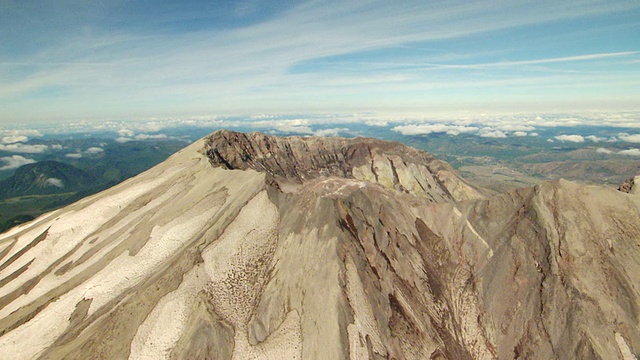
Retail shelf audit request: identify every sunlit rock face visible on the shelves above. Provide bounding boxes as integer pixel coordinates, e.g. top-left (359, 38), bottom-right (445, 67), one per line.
top-left (205, 130), bottom-right (490, 203)
top-left (619, 175), bottom-right (640, 194)
top-left (0, 130), bottom-right (639, 360)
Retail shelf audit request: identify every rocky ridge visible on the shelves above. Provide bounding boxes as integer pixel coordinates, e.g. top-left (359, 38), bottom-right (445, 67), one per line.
top-left (205, 130), bottom-right (490, 203)
top-left (0, 130), bottom-right (638, 359)
top-left (619, 175), bottom-right (640, 194)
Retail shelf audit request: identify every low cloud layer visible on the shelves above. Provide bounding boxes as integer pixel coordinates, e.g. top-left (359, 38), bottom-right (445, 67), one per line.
top-left (392, 123), bottom-right (533, 139)
top-left (118, 128), bottom-right (135, 137)
top-left (1, 135), bottom-right (28, 144)
top-left (586, 135), bottom-right (606, 142)
top-left (392, 124), bottom-right (479, 136)
top-left (555, 135), bottom-right (585, 143)
top-left (365, 120), bottom-right (388, 127)
top-left (619, 134), bottom-right (640, 143)
top-left (134, 134), bottom-right (168, 140)
top-left (313, 128), bottom-right (349, 137)
top-left (85, 147), bottom-right (104, 154)
top-left (0, 155), bottom-right (36, 170)
top-left (619, 149), bottom-right (640, 157)
top-left (116, 133), bottom-right (168, 142)
top-left (0, 143), bottom-right (49, 153)
top-left (44, 178), bottom-right (64, 188)
top-left (479, 129), bottom-right (507, 138)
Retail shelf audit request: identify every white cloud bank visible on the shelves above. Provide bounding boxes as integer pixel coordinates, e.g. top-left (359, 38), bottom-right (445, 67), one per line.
top-left (1, 135), bottom-right (28, 144)
top-left (555, 135), bottom-right (585, 143)
top-left (44, 178), bottom-right (64, 188)
top-left (0, 130), bottom-right (42, 138)
top-left (391, 122), bottom-right (543, 139)
top-left (619, 134), bottom-right (640, 143)
top-left (596, 147), bottom-right (613, 154)
top-left (134, 134), bottom-right (168, 140)
top-left (65, 153), bottom-right (82, 159)
top-left (118, 128), bottom-right (135, 137)
top-left (479, 129), bottom-right (507, 138)
top-left (313, 128), bottom-right (349, 137)
top-left (85, 147), bottom-right (104, 154)
top-left (586, 135), bottom-right (607, 142)
top-left (392, 124), bottom-right (479, 136)
top-left (0, 155), bottom-right (36, 170)
top-left (365, 120), bottom-right (388, 127)
top-left (0, 143), bottom-right (49, 153)
top-left (619, 149), bottom-right (640, 156)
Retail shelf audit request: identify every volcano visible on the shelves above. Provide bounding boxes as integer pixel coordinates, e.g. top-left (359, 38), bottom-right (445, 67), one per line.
top-left (0, 130), bottom-right (638, 359)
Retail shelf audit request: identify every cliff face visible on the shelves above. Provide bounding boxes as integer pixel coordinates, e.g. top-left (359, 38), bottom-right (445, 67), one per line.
top-left (206, 130), bottom-right (490, 203)
top-left (619, 175), bottom-right (640, 194)
top-left (0, 130), bottom-right (638, 359)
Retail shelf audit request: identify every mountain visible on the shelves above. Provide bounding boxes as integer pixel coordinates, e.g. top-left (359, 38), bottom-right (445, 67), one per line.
top-left (0, 161), bottom-right (96, 199)
top-left (0, 130), bottom-right (638, 359)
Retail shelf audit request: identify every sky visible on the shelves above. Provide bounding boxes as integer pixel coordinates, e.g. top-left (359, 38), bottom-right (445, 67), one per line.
top-left (1, 0), bottom-right (639, 124)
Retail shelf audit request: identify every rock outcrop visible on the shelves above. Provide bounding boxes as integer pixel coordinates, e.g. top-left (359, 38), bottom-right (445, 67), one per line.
top-left (206, 130), bottom-right (490, 203)
top-left (0, 130), bottom-right (638, 359)
top-left (619, 175), bottom-right (640, 194)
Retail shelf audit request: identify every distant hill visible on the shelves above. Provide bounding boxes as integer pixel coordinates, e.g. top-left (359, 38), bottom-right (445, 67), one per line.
top-left (0, 160), bottom-right (96, 199)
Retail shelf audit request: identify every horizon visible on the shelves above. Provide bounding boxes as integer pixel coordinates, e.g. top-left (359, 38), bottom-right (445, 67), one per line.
top-left (1, 0), bottom-right (639, 123)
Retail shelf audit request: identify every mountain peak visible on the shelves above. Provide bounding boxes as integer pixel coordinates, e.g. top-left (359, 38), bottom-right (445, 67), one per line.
top-left (206, 130), bottom-right (488, 202)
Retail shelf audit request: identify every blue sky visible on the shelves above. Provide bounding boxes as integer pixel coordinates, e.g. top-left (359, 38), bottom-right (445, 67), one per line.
top-left (1, 0), bottom-right (639, 123)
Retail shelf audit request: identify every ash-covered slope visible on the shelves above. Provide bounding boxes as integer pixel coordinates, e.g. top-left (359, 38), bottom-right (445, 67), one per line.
top-left (0, 130), bottom-right (639, 360)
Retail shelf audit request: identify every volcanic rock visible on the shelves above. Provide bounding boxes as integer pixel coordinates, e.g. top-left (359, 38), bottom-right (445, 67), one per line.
top-left (0, 130), bottom-right (638, 359)
top-left (205, 130), bottom-right (491, 203)
top-left (619, 175), bottom-right (640, 194)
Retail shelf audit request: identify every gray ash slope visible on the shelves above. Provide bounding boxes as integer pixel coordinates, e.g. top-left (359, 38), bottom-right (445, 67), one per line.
top-left (0, 130), bottom-right (638, 359)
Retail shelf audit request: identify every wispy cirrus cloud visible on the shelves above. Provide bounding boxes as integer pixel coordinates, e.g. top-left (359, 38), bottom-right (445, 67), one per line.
top-left (1, 0), bottom-right (638, 121)
top-left (418, 51), bottom-right (639, 70)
